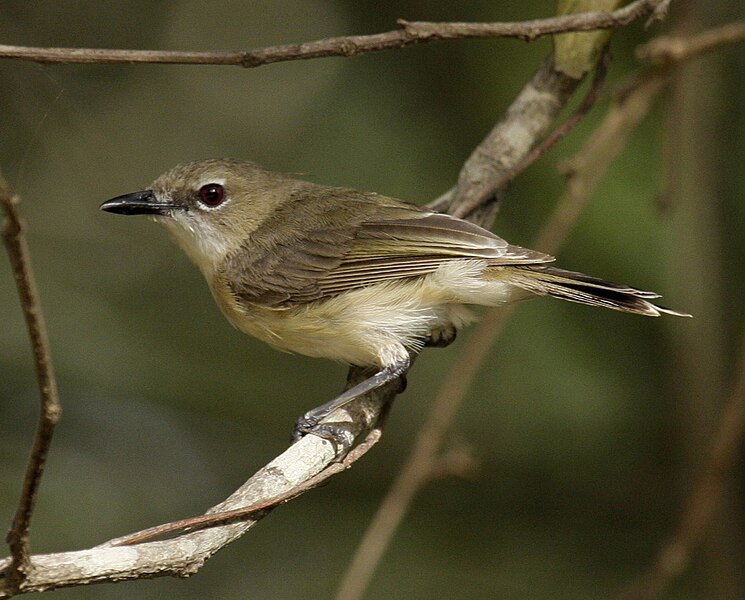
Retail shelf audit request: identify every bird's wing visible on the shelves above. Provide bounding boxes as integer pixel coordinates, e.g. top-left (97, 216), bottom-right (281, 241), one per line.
top-left (222, 198), bottom-right (552, 308)
top-left (313, 213), bottom-right (551, 299)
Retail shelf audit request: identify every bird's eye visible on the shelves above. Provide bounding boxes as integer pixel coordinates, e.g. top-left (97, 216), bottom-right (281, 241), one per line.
top-left (197, 183), bottom-right (225, 207)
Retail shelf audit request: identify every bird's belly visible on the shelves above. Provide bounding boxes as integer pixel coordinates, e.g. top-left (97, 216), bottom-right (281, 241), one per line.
top-left (215, 262), bottom-right (521, 367)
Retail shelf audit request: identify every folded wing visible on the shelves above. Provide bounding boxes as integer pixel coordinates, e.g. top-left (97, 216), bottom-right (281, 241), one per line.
top-left (222, 193), bottom-right (552, 307)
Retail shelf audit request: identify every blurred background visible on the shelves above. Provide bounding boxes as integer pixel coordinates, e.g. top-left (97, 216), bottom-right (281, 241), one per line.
top-left (1, 1), bottom-right (743, 598)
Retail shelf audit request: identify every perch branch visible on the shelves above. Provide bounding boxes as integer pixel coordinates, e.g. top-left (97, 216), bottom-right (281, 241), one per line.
top-left (0, 368), bottom-right (394, 596)
top-left (106, 428), bottom-right (384, 547)
top-left (0, 0), bottom-right (666, 67)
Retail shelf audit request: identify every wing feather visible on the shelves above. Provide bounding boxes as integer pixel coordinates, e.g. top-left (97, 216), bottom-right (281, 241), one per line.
top-left (221, 188), bottom-right (552, 307)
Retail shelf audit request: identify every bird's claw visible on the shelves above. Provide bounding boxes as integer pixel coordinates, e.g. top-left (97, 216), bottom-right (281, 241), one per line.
top-left (292, 417), bottom-right (356, 458)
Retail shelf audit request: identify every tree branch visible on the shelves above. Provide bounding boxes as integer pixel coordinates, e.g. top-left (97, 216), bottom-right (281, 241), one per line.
top-left (450, 48), bottom-right (611, 219)
top-left (0, 368), bottom-right (394, 596)
top-left (337, 15), bottom-right (745, 599)
top-left (612, 323), bottom-right (745, 600)
top-left (636, 19), bottom-right (745, 64)
top-left (0, 1), bottom-right (695, 595)
top-left (336, 49), bottom-right (648, 598)
top-left (106, 426), bottom-right (385, 547)
top-left (0, 432), bottom-right (336, 593)
top-left (0, 0), bottom-right (666, 67)
top-left (1, 175), bottom-right (62, 595)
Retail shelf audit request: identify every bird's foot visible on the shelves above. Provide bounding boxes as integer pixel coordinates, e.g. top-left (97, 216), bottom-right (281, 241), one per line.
top-left (292, 416), bottom-right (356, 457)
top-left (290, 355), bottom-right (410, 458)
top-left (424, 324), bottom-right (457, 348)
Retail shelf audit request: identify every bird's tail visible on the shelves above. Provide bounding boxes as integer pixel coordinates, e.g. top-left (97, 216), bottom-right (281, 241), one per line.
top-left (506, 265), bottom-right (690, 317)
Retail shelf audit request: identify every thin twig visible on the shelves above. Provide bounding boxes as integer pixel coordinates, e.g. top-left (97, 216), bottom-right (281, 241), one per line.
top-left (0, 0), bottom-right (665, 67)
top-left (637, 19), bottom-right (745, 64)
top-left (541, 72), bottom-right (668, 252)
top-left (612, 325), bottom-right (745, 600)
top-left (0, 174), bottom-right (62, 594)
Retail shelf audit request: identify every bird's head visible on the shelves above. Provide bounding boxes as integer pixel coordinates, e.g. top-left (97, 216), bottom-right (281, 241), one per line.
top-left (101, 158), bottom-right (293, 274)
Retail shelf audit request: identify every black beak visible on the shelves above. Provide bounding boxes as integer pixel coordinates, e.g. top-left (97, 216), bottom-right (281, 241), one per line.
top-left (100, 190), bottom-right (181, 216)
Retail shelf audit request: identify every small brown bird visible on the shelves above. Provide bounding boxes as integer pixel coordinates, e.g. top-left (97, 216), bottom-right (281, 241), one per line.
top-left (101, 159), bottom-right (688, 444)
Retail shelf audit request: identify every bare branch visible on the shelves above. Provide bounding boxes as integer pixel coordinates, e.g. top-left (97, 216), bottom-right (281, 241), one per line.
top-left (0, 0), bottom-right (665, 67)
top-left (538, 70), bottom-right (669, 252)
top-left (7, 3), bottom-right (730, 596)
top-left (450, 48), bottom-right (611, 219)
top-left (0, 369), bottom-right (393, 596)
top-left (0, 434), bottom-right (334, 594)
top-left (612, 325), bottom-right (745, 600)
top-left (1, 175), bottom-right (62, 594)
top-left (428, 52), bottom-right (583, 219)
top-left (637, 19), bottom-right (745, 64)
top-left (337, 14), bottom-right (745, 595)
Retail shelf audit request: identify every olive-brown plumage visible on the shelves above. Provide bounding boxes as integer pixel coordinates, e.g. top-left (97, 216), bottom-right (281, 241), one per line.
top-left (101, 159), bottom-right (688, 442)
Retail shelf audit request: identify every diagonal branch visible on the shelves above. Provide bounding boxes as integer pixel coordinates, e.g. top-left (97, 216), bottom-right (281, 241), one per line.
top-left (338, 16), bottom-right (745, 600)
top-left (450, 48), bottom-right (611, 219)
top-left (612, 323), bottom-right (745, 600)
top-left (0, 0), bottom-right (666, 67)
top-left (1, 175), bottom-right (62, 594)
top-left (336, 51), bottom-right (642, 598)
top-left (105, 429), bottom-right (384, 547)
top-left (0, 2), bottom-right (688, 596)
top-left (0, 368), bottom-right (394, 596)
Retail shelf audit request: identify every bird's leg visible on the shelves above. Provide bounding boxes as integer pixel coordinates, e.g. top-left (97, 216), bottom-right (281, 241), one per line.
top-left (292, 354), bottom-right (411, 451)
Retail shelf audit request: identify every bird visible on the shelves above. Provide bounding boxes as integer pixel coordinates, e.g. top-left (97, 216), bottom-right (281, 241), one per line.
top-left (100, 158), bottom-right (688, 446)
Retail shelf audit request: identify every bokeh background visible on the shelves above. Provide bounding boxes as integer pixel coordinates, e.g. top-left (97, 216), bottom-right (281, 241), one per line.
top-left (1, 2), bottom-right (744, 598)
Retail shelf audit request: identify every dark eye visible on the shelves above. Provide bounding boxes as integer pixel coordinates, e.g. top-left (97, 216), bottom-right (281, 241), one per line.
top-left (197, 183), bottom-right (225, 207)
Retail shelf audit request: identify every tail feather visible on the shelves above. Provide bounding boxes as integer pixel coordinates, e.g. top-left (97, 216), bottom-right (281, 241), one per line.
top-left (507, 266), bottom-right (691, 318)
